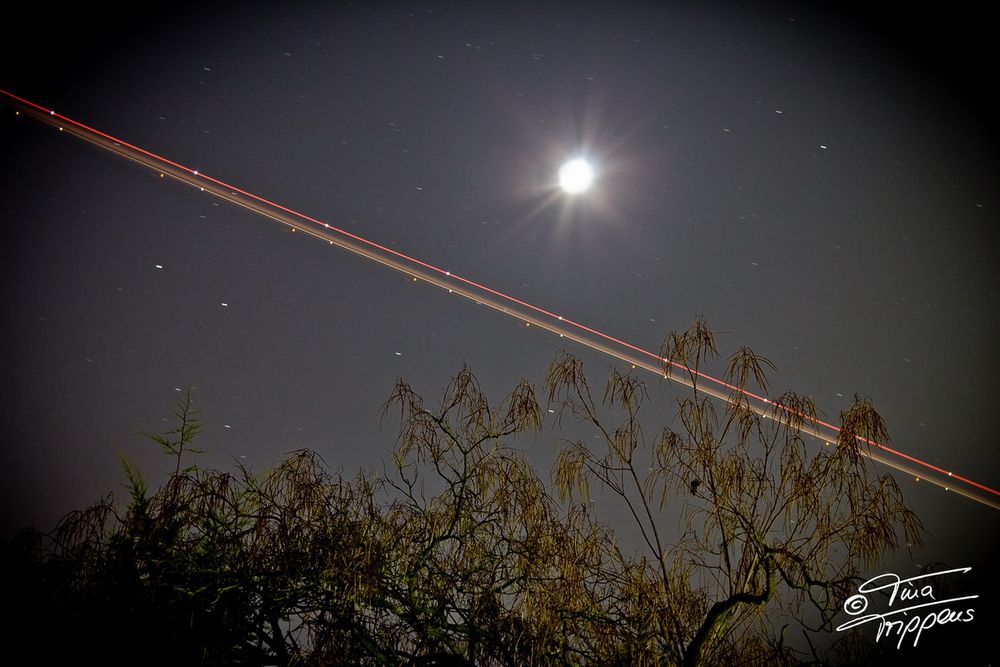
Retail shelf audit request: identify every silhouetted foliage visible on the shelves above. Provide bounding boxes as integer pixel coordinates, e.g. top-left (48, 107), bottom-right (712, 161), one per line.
top-left (4, 320), bottom-right (924, 665)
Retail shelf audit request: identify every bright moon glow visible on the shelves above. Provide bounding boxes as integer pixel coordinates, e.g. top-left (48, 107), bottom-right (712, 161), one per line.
top-left (558, 158), bottom-right (594, 194)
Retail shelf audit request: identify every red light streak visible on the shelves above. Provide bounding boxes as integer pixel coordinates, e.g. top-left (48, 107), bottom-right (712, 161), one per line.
top-left (3, 88), bottom-right (997, 510)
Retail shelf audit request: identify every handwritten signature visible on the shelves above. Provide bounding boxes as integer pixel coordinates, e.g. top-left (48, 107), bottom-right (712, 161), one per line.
top-left (836, 566), bottom-right (977, 648)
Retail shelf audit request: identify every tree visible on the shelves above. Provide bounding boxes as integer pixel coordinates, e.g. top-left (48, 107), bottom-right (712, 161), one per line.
top-left (546, 316), bottom-right (924, 665)
top-left (4, 318), bottom-right (923, 665)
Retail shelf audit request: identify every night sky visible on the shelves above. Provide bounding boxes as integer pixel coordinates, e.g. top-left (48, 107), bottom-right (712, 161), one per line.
top-left (2, 0), bottom-right (997, 654)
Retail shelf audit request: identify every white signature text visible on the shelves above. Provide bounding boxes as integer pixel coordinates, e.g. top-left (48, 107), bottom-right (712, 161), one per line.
top-left (835, 567), bottom-right (977, 648)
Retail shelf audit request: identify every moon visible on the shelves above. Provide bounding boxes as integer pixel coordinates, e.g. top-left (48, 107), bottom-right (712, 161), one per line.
top-left (558, 158), bottom-right (595, 194)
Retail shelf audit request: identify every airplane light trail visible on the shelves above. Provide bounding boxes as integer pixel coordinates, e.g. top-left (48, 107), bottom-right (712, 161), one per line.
top-left (3, 89), bottom-right (997, 511)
